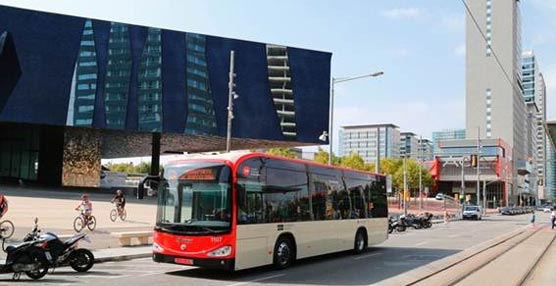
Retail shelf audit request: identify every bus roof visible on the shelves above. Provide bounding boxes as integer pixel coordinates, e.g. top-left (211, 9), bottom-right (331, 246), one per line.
top-left (165, 152), bottom-right (386, 178)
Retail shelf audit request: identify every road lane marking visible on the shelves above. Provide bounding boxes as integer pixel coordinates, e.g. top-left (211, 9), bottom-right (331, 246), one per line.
top-left (226, 273), bottom-right (286, 286)
top-left (354, 252), bottom-right (382, 260)
top-left (414, 241), bottom-right (428, 246)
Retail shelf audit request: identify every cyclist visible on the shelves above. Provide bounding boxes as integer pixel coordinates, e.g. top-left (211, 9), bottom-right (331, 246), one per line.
top-left (111, 189), bottom-right (126, 216)
top-left (0, 194), bottom-right (8, 219)
top-left (75, 194), bottom-right (93, 223)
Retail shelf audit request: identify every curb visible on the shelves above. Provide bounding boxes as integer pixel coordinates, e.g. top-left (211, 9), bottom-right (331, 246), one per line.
top-left (94, 252), bottom-right (152, 263)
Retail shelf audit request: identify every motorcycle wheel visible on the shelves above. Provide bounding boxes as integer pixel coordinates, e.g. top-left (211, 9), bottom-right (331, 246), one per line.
top-left (110, 209), bottom-right (118, 222)
top-left (87, 216), bottom-right (96, 231)
top-left (24, 252), bottom-right (49, 280)
top-left (388, 225), bottom-right (393, 234)
top-left (0, 220), bottom-right (15, 239)
top-left (69, 248), bottom-right (94, 272)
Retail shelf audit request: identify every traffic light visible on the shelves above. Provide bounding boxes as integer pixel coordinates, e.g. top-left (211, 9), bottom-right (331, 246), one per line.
top-left (470, 154), bottom-right (477, 167)
top-left (403, 189), bottom-right (410, 201)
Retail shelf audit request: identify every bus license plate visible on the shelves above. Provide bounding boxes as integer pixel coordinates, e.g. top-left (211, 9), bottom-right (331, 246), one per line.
top-left (175, 258), bottom-right (193, 265)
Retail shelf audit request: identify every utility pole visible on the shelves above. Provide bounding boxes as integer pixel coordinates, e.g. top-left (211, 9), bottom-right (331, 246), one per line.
top-left (419, 135), bottom-right (423, 211)
top-left (477, 127), bottom-right (481, 210)
top-left (225, 50), bottom-right (235, 153)
top-left (403, 153), bottom-right (408, 216)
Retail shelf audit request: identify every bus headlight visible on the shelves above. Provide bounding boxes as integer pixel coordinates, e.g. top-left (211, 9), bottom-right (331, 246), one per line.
top-left (153, 243), bottom-right (163, 253)
top-left (207, 245), bottom-right (232, 257)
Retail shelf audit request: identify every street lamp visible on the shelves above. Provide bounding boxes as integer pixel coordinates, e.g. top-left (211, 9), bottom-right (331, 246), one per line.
top-left (320, 71), bottom-right (384, 165)
top-left (226, 50), bottom-right (238, 153)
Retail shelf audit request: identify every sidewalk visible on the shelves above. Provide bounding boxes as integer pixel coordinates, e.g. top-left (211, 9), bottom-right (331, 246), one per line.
top-left (0, 184), bottom-right (156, 250)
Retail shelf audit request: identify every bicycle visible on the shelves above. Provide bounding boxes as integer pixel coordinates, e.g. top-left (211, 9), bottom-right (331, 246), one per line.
top-left (0, 219), bottom-right (14, 239)
top-left (73, 212), bottom-right (96, 232)
top-left (109, 203), bottom-right (127, 222)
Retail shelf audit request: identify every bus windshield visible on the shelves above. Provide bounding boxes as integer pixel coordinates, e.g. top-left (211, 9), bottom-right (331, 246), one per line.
top-left (156, 162), bottom-right (232, 235)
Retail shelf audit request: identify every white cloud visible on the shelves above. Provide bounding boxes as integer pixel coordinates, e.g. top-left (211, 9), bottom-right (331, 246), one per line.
top-left (454, 43), bottom-right (466, 57)
top-left (381, 8), bottom-right (428, 20)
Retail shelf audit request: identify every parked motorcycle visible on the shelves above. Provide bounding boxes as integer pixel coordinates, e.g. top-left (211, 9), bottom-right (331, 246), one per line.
top-left (416, 212), bottom-right (433, 229)
top-left (0, 233), bottom-right (50, 280)
top-left (400, 214), bottom-right (423, 229)
top-left (23, 218), bottom-right (95, 272)
top-left (388, 216), bottom-right (406, 233)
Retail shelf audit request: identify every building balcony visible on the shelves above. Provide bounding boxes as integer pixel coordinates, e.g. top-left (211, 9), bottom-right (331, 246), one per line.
top-left (271, 88), bottom-right (293, 95)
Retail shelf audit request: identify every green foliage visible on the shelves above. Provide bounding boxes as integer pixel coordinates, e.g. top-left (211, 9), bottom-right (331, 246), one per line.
top-left (266, 148), bottom-right (297, 159)
top-left (339, 152), bottom-right (366, 170)
top-left (105, 162), bottom-right (163, 175)
top-left (379, 158), bottom-right (434, 191)
top-left (313, 147), bottom-right (341, 165)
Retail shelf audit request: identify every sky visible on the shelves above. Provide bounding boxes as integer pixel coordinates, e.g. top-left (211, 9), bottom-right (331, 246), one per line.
top-left (0, 0), bottom-right (555, 158)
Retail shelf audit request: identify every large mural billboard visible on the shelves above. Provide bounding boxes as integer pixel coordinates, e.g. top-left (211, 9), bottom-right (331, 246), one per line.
top-left (0, 5), bottom-right (331, 144)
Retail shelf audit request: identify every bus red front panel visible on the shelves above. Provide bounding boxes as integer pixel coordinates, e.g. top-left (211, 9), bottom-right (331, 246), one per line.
top-left (153, 230), bottom-right (235, 260)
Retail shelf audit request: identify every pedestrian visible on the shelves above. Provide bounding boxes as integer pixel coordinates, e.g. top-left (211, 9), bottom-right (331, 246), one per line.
top-left (530, 210), bottom-right (536, 229)
top-left (0, 194), bottom-right (8, 219)
top-left (550, 210), bottom-right (555, 230)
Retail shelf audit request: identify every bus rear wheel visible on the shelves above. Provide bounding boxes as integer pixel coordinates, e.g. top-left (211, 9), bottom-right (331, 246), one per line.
top-left (273, 236), bottom-right (295, 269)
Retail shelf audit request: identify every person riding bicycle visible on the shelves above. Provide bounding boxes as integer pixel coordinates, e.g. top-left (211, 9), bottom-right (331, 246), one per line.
top-left (75, 194), bottom-right (93, 222)
top-left (0, 194), bottom-right (8, 219)
top-left (111, 189), bottom-right (126, 215)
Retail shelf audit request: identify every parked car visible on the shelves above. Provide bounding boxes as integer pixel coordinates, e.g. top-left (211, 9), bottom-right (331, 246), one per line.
top-left (463, 205), bottom-right (482, 220)
top-left (435, 193), bottom-right (445, 200)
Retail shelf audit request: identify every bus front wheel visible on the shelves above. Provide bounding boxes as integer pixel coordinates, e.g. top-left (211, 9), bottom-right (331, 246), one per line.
top-left (354, 229), bottom-right (367, 254)
top-left (273, 236), bottom-right (295, 269)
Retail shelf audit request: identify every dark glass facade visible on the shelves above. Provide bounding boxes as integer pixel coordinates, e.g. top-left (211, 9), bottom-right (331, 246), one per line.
top-left (104, 22), bottom-right (132, 130)
top-left (184, 33), bottom-right (217, 135)
top-left (138, 28), bottom-right (163, 132)
top-left (0, 124), bottom-right (39, 180)
top-left (0, 5), bottom-right (331, 143)
top-left (68, 19), bottom-right (97, 127)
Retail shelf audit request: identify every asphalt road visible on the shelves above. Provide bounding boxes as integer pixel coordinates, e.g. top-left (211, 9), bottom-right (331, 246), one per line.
top-left (0, 213), bottom-right (544, 286)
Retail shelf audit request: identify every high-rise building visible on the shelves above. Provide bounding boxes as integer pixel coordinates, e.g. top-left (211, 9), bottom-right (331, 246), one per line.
top-left (546, 136), bottom-right (556, 200)
top-left (104, 22), bottom-right (132, 129)
top-left (339, 124), bottom-right (400, 164)
top-left (67, 19), bottom-right (97, 127)
top-left (418, 138), bottom-right (434, 161)
top-left (465, 0), bottom-right (524, 203)
top-left (432, 129), bottom-right (466, 151)
top-left (138, 28), bottom-right (163, 132)
top-left (184, 33), bottom-right (218, 135)
top-left (400, 132), bottom-right (419, 157)
top-left (522, 50), bottom-right (546, 197)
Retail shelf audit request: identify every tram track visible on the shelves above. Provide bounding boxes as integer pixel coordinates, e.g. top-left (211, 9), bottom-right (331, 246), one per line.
top-left (406, 227), bottom-right (556, 286)
top-left (374, 225), bottom-right (556, 286)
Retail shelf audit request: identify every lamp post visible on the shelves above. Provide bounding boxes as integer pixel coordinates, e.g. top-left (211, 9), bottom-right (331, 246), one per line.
top-left (226, 50), bottom-right (238, 152)
top-left (403, 152), bottom-right (408, 216)
top-left (323, 71), bottom-right (384, 165)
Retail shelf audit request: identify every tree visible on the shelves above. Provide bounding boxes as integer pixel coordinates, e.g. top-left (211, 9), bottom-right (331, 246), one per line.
top-left (313, 148), bottom-right (340, 165)
top-left (379, 158), bottom-right (434, 192)
top-left (339, 152), bottom-right (366, 170)
top-left (266, 148), bottom-right (297, 159)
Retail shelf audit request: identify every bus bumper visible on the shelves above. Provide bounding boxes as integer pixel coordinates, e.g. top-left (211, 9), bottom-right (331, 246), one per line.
top-left (152, 253), bottom-right (235, 271)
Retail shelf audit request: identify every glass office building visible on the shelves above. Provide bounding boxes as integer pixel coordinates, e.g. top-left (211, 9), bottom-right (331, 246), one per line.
top-left (138, 28), bottom-right (163, 132)
top-left (67, 19), bottom-right (98, 127)
top-left (104, 22), bottom-right (132, 129)
top-left (184, 33), bottom-right (218, 135)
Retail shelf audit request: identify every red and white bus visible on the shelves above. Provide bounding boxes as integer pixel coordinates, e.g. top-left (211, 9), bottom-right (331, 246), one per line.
top-left (152, 152), bottom-right (388, 271)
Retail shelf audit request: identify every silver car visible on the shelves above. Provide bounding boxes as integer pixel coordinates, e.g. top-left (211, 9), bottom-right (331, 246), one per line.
top-left (463, 205), bottom-right (482, 220)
